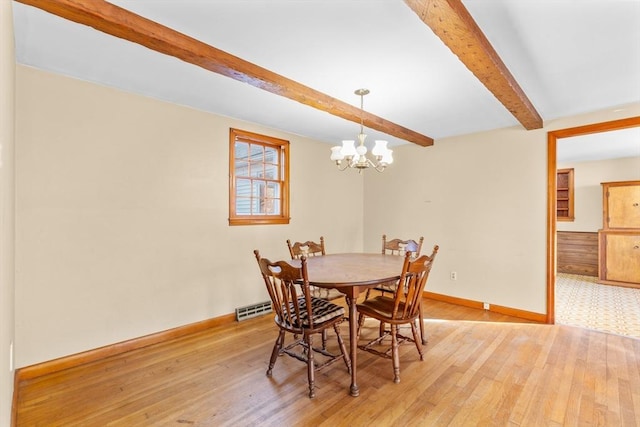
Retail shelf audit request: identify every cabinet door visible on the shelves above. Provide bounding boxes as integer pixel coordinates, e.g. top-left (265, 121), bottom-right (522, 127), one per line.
top-left (605, 234), bottom-right (640, 284)
top-left (606, 185), bottom-right (640, 228)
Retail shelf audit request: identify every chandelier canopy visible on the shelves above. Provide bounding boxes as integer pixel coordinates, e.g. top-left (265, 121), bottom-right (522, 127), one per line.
top-left (330, 89), bottom-right (393, 173)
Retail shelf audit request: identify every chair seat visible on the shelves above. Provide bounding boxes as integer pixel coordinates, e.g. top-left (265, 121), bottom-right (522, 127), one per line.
top-left (310, 286), bottom-right (344, 301)
top-left (372, 280), bottom-right (398, 293)
top-left (281, 297), bottom-right (345, 328)
top-left (357, 296), bottom-right (410, 322)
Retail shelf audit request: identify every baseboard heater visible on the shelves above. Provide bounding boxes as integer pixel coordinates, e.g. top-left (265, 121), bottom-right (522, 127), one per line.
top-left (236, 301), bottom-right (272, 321)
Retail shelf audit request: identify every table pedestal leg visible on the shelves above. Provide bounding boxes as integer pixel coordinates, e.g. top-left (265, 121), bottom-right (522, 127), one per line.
top-left (346, 295), bottom-right (359, 397)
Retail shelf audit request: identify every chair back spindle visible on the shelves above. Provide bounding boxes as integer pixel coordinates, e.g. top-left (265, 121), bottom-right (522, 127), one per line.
top-left (391, 250), bottom-right (438, 321)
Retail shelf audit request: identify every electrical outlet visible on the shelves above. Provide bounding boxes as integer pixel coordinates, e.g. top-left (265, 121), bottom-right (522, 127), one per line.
top-left (483, 302), bottom-right (490, 310)
top-left (450, 271), bottom-right (457, 280)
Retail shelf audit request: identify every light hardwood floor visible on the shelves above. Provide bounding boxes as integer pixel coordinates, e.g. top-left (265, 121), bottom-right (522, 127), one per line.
top-left (14, 299), bottom-right (640, 426)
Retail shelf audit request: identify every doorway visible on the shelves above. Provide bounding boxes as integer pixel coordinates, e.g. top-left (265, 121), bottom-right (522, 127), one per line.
top-left (546, 116), bottom-right (640, 325)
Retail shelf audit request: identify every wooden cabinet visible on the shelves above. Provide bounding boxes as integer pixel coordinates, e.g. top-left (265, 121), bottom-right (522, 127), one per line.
top-left (557, 168), bottom-right (574, 221)
top-left (603, 182), bottom-right (640, 228)
top-left (598, 181), bottom-right (640, 287)
top-left (599, 231), bottom-right (640, 284)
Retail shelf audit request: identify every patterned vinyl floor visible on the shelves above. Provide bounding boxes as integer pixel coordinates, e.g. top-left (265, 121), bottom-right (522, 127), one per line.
top-left (556, 273), bottom-right (640, 339)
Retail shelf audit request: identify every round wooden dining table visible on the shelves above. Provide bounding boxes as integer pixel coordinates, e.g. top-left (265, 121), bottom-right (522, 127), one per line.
top-left (290, 253), bottom-right (406, 397)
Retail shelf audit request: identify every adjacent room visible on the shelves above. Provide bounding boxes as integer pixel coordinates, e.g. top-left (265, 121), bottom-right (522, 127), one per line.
top-left (554, 128), bottom-right (640, 339)
top-left (1, 0), bottom-right (639, 425)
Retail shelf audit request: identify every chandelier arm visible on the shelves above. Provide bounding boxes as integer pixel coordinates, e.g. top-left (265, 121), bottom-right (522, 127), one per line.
top-left (334, 160), bottom-right (351, 171)
top-left (366, 158), bottom-right (387, 172)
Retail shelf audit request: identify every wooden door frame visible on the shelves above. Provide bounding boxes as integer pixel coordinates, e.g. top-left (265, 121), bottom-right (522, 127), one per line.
top-left (546, 116), bottom-right (640, 323)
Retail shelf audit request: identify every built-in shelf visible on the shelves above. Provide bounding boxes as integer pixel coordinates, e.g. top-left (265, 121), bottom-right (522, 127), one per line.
top-left (557, 168), bottom-right (574, 221)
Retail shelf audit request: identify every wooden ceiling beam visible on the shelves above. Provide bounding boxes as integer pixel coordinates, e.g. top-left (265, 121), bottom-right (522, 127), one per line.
top-left (17, 0), bottom-right (434, 147)
top-left (404, 0), bottom-right (543, 130)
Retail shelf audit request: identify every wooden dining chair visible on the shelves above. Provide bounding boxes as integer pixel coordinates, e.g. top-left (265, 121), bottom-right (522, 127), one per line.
top-left (369, 234), bottom-right (424, 295)
top-left (287, 236), bottom-right (326, 258)
top-left (254, 250), bottom-right (351, 398)
top-left (287, 237), bottom-right (343, 302)
top-left (356, 245), bottom-right (438, 384)
top-left (382, 234), bottom-right (424, 258)
top-left (366, 234), bottom-right (427, 343)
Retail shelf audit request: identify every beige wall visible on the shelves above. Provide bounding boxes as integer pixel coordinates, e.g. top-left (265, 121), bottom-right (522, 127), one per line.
top-left (15, 66), bottom-right (365, 368)
top-left (364, 125), bottom-right (548, 311)
top-left (364, 104), bottom-right (640, 313)
top-left (13, 63), bottom-right (640, 371)
top-left (0, 0), bottom-right (16, 423)
top-left (558, 156), bottom-right (640, 232)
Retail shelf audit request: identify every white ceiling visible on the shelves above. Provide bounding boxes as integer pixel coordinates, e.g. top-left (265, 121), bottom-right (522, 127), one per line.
top-left (558, 126), bottom-right (640, 163)
top-left (12, 0), bottom-right (640, 160)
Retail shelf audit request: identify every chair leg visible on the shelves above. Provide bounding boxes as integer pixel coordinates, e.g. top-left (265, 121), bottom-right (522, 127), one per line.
top-left (305, 332), bottom-right (316, 398)
top-left (419, 301), bottom-right (427, 345)
top-left (369, 290), bottom-right (391, 337)
top-left (333, 323), bottom-right (352, 374)
top-left (391, 324), bottom-right (400, 383)
top-left (267, 330), bottom-right (285, 376)
top-left (321, 329), bottom-right (328, 350)
top-left (356, 313), bottom-right (366, 341)
top-left (410, 322), bottom-right (424, 361)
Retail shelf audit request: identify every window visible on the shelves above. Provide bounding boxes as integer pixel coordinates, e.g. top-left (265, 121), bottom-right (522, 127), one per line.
top-left (229, 128), bottom-right (290, 225)
top-left (557, 168), bottom-right (574, 221)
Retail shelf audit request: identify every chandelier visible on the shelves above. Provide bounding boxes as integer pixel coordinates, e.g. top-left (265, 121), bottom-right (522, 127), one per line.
top-left (330, 89), bottom-right (393, 172)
